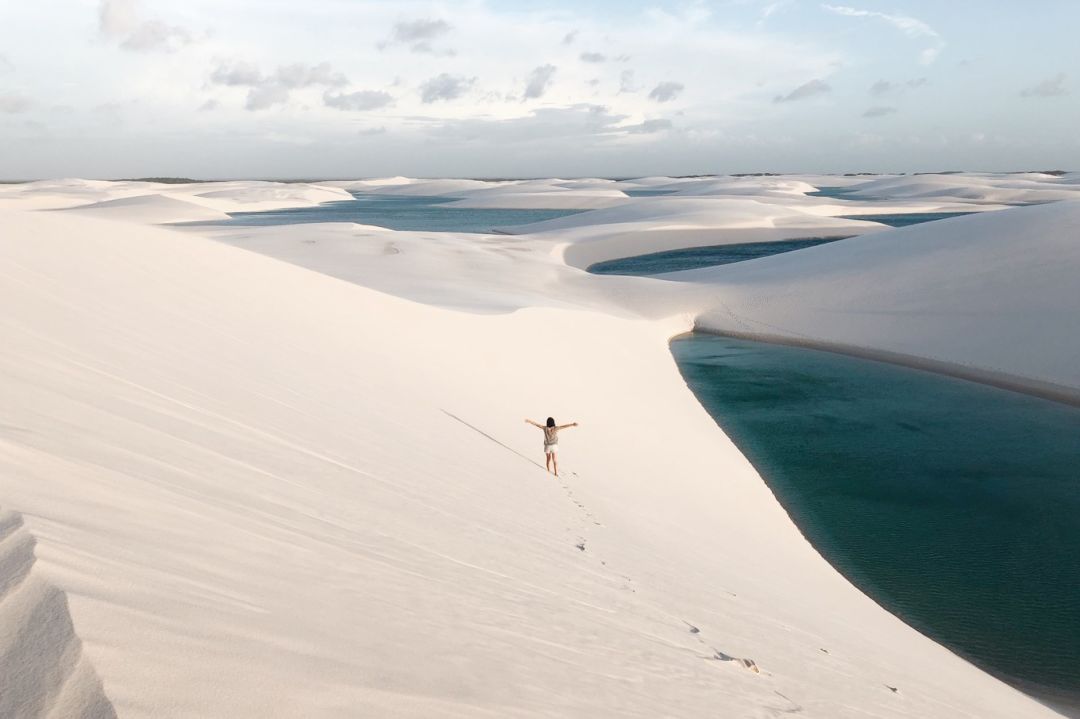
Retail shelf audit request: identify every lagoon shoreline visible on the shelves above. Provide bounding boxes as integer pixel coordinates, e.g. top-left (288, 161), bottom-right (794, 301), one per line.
top-left (685, 327), bottom-right (1080, 408)
top-left (670, 333), bottom-right (1080, 716)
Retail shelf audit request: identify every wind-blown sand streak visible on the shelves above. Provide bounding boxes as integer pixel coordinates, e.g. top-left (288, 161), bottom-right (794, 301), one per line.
top-left (0, 507), bottom-right (116, 719)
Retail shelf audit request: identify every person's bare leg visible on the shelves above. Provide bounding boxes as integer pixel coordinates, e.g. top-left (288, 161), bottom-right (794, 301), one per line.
top-left (546, 452), bottom-right (552, 473)
top-left (552, 454), bottom-right (558, 477)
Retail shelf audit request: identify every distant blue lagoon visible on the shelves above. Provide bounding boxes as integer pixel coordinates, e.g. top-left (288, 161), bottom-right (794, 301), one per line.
top-left (623, 189), bottom-right (679, 197)
top-left (203, 193), bottom-right (586, 233)
top-left (806, 187), bottom-right (978, 227)
top-left (587, 211), bottom-right (979, 276)
top-left (588, 237), bottom-right (847, 276)
top-left (841, 211), bottom-right (975, 227)
top-left (806, 186), bottom-right (861, 199)
top-left (672, 334), bottom-right (1080, 713)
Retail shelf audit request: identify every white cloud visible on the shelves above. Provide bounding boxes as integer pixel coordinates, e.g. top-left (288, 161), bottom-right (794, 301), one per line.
top-left (1021, 73), bottom-right (1067, 98)
top-left (870, 80), bottom-right (894, 96)
top-left (648, 81), bottom-right (684, 103)
top-left (99, 0), bottom-right (193, 53)
top-left (623, 118), bottom-right (673, 134)
top-left (324, 90), bottom-right (394, 111)
top-left (245, 84), bottom-right (289, 111)
top-left (420, 73), bottom-right (475, 103)
top-left (823, 4), bottom-right (938, 39)
top-left (429, 104), bottom-right (627, 144)
top-left (871, 77), bottom-right (927, 96)
top-left (919, 47), bottom-right (940, 65)
top-left (99, 0), bottom-right (137, 36)
top-left (774, 79), bottom-right (830, 103)
top-left (0, 55), bottom-right (14, 73)
top-left (580, 52), bottom-right (606, 63)
top-left (619, 70), bottom-right (638, 93)
top-left (211, 61), bottom-right (263, 87)
top-left (759, 1), bottom-right (795, 23)
top-left (0, 94), bottom-right (32, 114)
top-left (210, 60), bottom-right (351, 111)
top-left (823, 4), bottom-right (943, 65)
top-left (121, 20), bottom-right (192, 52)
top-left (382, 18), bottom-right (453, 54)
top-left (276, 63), bottom-right (347, 89)
top-left (393, 18), bottom-right (450, 43)
top-left (524, 65), bottom-right (557, 100)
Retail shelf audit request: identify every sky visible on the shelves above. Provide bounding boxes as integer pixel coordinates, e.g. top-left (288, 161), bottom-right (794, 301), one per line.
top-left (0, 0), bottom-right (1077, 179)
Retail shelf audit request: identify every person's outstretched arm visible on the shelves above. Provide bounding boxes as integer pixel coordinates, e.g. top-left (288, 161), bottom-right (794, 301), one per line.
top-left (556, 422), bottom-right (579, 430)
top-left (525, 419), bottom-right (544, 428)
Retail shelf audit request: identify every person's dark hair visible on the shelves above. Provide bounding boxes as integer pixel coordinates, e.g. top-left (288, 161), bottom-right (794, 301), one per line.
top-left (546, 417), bottom-right (556, 427)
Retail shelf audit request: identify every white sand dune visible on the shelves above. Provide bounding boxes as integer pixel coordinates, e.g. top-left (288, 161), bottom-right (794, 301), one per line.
top-left (187, 221), bottom-right (636, 314)
top-left (845, 173), bottom-right (1079, 205)
top-left (402, 178), bottom-right (635, 209)
top-left (501, 196), bottom-right (864, 234)
top-left (613, 175), bottom-right (887, 197)
top-left (0, 179), bottom-right (152, 211)
top-left (316, 177), bottom-right (422, 190)
top-left (318, 178), bottom-right (628, 209)
top-left (370, 178), bottom-right (623, 209)
top-left (357, 178), bottom-right (504, 196)
top-left (447, 190), bottom-right (630, 210)
top-left (55, 194), bottom-right (232, 224)
top-left (188, 184), bottom-right (352, 212)
top-left (687, 200), bottom-right (1080, 402)
top-left (1, 180), bottom-right (357, 217)
top-left (0, 507), bottom-right (116, 719)
top-left (611, 172), bottom-right (1077, 207)
top-left (549, 178), bottom-right (621, 190)
top-left (663, 177), bottom-right (821, 197)
top-left (497, 197), bottom-right (886, 269)
top-left (1, 172), bottom-right (1074, 717)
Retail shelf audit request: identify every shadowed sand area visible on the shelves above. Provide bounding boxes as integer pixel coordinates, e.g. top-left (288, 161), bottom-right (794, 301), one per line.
top-left (0, 508), bottom-right (117, 719)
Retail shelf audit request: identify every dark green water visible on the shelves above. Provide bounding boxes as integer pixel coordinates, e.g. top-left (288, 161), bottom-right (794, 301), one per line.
top-left (587, 214), bottom-right (975, 277)
top-left (202, 193), bottom-right (585, 233)
top-left (807, 186), bottom-right (860, 198)
top-left (841, 211), bottom-right (974, 227)
top-left (588, 237), bottom-right (846, 276)
top-left (671, 334), bottom-right (1080, 712)
top-left (623, 189), bottom-right (679, 197)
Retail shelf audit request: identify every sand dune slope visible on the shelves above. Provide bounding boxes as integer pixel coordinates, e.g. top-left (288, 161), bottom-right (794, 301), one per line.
top-left (55, 195), bottom-right (231, 224)
top-left (0, 507), bottom-right (116, 719)
top-left (0, 207), bottom-right (1063, 717)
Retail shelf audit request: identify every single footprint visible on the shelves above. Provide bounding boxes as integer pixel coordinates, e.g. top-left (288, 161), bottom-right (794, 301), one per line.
top-left (709, 649), bottom-right (760, 674)
top-left (739, 658), bottom-right (760, 673)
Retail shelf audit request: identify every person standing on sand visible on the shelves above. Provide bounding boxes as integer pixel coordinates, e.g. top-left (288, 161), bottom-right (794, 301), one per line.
top-left (525, 417), bottom-right (578, 477)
